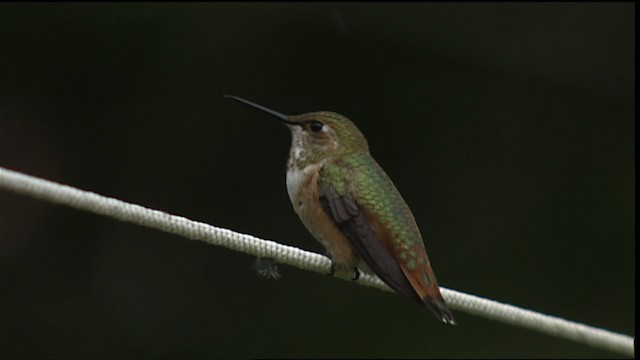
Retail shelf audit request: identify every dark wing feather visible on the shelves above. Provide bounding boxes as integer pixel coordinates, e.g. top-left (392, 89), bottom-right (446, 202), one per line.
top-left (318, 182), bottom-right (422, 304)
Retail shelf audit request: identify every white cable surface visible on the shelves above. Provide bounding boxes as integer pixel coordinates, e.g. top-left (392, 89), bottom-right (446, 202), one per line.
top-left (0, 166), bottom-right (634, 357)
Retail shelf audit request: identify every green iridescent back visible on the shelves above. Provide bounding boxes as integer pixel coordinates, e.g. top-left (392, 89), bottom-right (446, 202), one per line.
top-left (322, 153), bottom-right (427, 254)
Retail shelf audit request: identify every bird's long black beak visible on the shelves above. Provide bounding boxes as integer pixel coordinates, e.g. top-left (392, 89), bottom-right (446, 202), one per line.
top-left (224, 95), bottom-right (291, 122)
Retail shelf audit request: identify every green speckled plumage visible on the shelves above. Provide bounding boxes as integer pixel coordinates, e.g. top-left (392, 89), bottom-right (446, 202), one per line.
top-left (320, 153), bottom-right (423, 258)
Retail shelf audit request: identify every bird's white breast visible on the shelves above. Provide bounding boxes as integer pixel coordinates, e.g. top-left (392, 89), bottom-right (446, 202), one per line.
top-left (286, 164), bottom-right (316, 205)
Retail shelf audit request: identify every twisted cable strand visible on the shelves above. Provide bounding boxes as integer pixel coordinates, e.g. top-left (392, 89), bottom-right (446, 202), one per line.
top-left (0, 166), bottom-right (633, 357)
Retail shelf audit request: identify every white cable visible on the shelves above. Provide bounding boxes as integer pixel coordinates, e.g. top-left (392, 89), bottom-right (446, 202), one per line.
top-left (0, 166), bottom-right (634, 357)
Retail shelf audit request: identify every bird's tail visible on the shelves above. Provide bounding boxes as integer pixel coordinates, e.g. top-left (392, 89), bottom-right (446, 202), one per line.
top-left (424, 294), bottom-right (456, 325)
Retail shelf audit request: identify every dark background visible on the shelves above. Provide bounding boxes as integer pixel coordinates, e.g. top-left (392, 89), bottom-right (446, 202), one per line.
top-left (0, 3), bottom-right (634, 358)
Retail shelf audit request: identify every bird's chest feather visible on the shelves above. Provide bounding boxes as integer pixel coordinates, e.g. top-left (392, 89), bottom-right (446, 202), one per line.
top-left (285, 162), bottom-right (356, 265)
top-left (286, 163), bottom-right (322, 211)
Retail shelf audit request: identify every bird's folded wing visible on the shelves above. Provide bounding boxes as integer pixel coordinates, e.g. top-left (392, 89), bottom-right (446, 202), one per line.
top-left (317, 180), bottom-right (422, 304)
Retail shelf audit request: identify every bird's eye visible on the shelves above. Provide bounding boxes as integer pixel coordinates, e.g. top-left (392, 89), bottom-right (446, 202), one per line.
top-left (309, 121), bottom-right (324, 132)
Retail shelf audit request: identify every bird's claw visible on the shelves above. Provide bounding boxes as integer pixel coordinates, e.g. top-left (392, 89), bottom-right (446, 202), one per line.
top-left (327, 261), bottom-right (337, 276)
top-left (351, 267), bottom-right (361, 280)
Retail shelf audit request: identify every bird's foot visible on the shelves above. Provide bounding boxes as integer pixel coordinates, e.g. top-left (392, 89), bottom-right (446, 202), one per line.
top-left (351, 267), bottom-right (361, 280)
top-left (324, 251), bottom-right (337, 276)
top-left (324, 253), bottom-right (360, 280)
top-left (327, 260), bottom-right (337, 276)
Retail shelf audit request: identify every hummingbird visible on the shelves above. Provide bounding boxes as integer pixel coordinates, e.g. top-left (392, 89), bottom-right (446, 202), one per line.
top-left (225, 95), bottom-right (456, 325)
